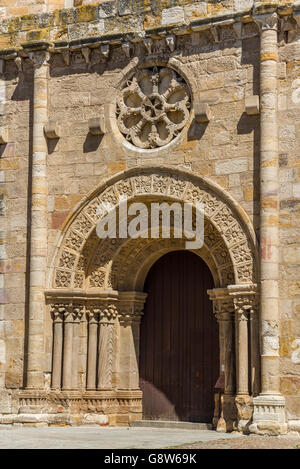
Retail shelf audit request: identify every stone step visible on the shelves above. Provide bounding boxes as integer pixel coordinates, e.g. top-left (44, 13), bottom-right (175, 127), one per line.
top-left (130, 420), bottom-right (212, 430)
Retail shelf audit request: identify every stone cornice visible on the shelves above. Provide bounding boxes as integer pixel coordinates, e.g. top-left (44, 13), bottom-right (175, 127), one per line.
top-left (0, 3), bottom-right (299, 60)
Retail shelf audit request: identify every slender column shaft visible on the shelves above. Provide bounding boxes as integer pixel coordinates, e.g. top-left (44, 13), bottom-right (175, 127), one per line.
top-left (97, 321), bottom-right (114, 389)
top-left (72, 313), bottom-right (81, 390)
top-left (223, 313), bottom-right (235, 395)
top-left (235, 310), bottom-right (249, 395)
top-left (256, 12), bottom-right (280, 395)
top-left (216, 316), bottom-right (225, 378)
top-left (26, 51), bottom-right (49, 389)
top-left (87, 313), bottom-right (98, 390)
top-left (62, 312), bottom-right (73, 390)
top-left (250, 310), bottom-right (261, 396)
top-left (51, 311), bottom-right (63, 389)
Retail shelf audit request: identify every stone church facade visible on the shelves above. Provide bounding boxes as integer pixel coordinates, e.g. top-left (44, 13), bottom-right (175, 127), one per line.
top-left (0, 0), bottom-right (299, 435)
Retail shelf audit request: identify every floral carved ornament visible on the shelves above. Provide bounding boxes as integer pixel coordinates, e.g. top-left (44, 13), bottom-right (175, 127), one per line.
top-left (117, 67), bottom-right (191, 149)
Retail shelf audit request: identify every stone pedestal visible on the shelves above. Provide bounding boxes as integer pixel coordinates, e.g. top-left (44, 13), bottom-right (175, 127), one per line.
top-left (249, 395), bottom-right (287, 435)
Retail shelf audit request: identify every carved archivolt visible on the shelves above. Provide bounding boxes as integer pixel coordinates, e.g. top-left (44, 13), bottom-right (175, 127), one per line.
top-left (51, 167), bottom-right (258, 291)
top-left (116, 67), bottom-right (190, 149)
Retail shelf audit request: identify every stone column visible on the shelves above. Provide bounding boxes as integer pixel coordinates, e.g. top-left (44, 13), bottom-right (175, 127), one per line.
top-left (223, 312), bottom-right (235, 396)
top-left (62, 305), bottom-right (74, 390)
top-left (97, 305), bottom-right (117, 390)
top-left (234, 305), bottom-right (249, 396)
top-left (252, 12), bottom-right (287, 434)
top-left (250, 303), bottom-right (260, 396)
top-left (72, 304), bottom-right (83, 390)
top-left (26, 50), bottom-right (49, 389)
top-left (51, 305), bottom-right (64, 389)
top-left (228, 284), bottom-right (258, 431)
top-left (86, 307), bottom-right (98, 390)
top-left (208, 288), bottom-right (236, 431)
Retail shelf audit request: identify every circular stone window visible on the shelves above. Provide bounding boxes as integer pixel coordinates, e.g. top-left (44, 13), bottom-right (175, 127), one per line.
top-left (116, 67), bottom-right (191, 149)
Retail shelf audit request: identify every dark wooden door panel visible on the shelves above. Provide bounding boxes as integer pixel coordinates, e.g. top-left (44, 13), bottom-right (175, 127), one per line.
top-left (139, 250), bottom-right (219, 422)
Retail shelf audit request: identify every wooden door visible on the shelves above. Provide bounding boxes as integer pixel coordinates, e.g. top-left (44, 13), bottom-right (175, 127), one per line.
top-left (139, 250), bottom-right (219, 422)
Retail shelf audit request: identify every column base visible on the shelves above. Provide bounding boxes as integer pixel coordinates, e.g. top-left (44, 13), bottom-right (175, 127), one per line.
top-left (214, 394), bottom-right (237, 432)
top-left (248, 395), bottom-right (287, 435)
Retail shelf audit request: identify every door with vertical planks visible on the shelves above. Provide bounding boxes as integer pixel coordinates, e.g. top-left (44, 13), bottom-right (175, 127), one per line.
top-left (139, 250), bottom-right (219, 422)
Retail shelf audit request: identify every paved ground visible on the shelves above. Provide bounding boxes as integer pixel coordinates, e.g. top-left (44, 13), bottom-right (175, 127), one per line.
top-left (175, 435), bottom-right (300, 449)
top-left (0, 426), bottom-right (299, 449)
top-left (0, 426), bottom-right (244, 449)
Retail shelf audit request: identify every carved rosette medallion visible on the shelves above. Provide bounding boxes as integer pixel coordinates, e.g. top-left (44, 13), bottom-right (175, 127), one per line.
top-left (117, 67), bottom-right (191, 149)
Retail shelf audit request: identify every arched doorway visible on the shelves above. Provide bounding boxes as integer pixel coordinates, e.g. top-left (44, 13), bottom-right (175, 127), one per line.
top-left (139, 250), bottom-right (219, 423)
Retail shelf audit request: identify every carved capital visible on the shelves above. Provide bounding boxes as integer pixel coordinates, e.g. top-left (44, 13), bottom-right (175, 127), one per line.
top-left (118, 302), bottom-right (144, 325)
top-left (208, 288), bottom-right (234, 319)
top-left (50, 303), bottom-right (65, 323)
top-left (99, 303), bottom-right (118, 324)
top-left (86, 305), bottom-right (100, 324)
top-left (254, 12), bottom-right (278, 32)
top-left (72, 303), bottom-right (85, 323)
top-left (227, 284), bottom-right (258, 319)
top-left (28, 50), bottom-right (50, 68)
top-left (63, 303), bottom-right (75, 323)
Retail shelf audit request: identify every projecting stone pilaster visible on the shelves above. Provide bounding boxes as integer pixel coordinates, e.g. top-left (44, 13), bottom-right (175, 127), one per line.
top-left (251, 12), bottom-right (287, 435)
top-left (26, 50), bottom-right (49, 389)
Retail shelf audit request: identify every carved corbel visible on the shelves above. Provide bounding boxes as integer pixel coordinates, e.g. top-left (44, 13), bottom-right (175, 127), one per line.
top-left (14, 56), bottom-right (23, 73)
top-left (44, 120), bottom-right (61, 139)
top-left (245, 95), bottom-right (260, 115)
top-left (81, 47), bottom-right (91, 65)
top-left (194, 100), bottom-right (212, 123)
top-left (166, 34), bottom-right (176, 52)
top-left (210, 27), bottom-right (219, 43)
top-left (0, 127), bottom-right (8, 144)
top-left (233, 22), bottom-right (242, 39)
top-left (62, 50), bottom-right (70, 66)
top-left (88, 116), bottom-right (105, 135)
top-left (100, 44), bottom-right (110, 59)
top-left (294, 12), bottom-right (300, 29)
top-left (122, 41), bottom-right (131, 58)
top-left (144, 37), bottom-right (153, 55)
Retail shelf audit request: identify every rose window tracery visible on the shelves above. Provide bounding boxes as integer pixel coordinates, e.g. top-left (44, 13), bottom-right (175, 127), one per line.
top-left (117, 67), bottom-right (191, 149)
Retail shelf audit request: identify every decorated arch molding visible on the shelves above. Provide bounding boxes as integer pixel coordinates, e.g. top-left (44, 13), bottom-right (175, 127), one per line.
top-left (48, 166), bottom-right (258, 293)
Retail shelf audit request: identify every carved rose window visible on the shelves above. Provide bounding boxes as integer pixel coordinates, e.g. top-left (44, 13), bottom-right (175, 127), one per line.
top-left (117, 67), bottom-right (190, 149)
